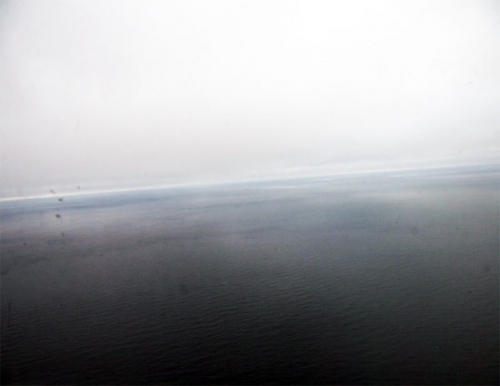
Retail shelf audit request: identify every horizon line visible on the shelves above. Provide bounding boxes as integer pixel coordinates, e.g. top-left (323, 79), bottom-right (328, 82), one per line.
top-left (1, 160), bottom-right (498, 203)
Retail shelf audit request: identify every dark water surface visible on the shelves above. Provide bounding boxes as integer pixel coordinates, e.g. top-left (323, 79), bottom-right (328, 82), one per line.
top-left (1, 166), bottom-right (499, 384)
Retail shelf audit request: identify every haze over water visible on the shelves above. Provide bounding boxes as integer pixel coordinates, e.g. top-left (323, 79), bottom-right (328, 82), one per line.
top-left (1, 165), bottom-right (498, 385)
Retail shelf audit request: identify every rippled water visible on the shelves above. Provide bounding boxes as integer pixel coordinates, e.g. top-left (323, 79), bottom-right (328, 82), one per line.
top-left (1, 166), bottom-right (499, 384)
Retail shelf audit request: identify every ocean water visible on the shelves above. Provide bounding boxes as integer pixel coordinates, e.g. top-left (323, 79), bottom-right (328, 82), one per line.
top-left (1, 166), bottom-right (498, 385)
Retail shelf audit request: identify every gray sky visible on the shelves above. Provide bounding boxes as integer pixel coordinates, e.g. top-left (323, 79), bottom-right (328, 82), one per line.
top-left (1, 0), bottom-right (499, 198)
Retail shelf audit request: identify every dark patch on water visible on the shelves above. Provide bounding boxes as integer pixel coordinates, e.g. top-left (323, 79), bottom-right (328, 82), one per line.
top-left (179, 283), bottom-right (189, 295)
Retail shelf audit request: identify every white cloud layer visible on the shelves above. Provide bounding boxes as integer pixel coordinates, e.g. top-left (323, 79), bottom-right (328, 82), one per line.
top-left (1, 0), bottom-right (499, 197)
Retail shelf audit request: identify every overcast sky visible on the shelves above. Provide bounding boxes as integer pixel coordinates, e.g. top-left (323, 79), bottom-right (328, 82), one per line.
top-left (1, 0), bottom-right (499, 198)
